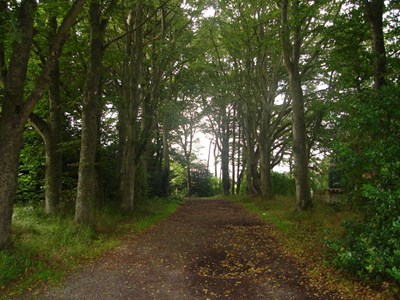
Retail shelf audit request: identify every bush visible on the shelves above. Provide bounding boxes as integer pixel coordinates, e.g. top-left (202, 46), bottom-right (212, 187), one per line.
top-left (239, 172), bottom-right (295, 196)
top-left (271, 172), bottom-right (295, 196)
top-left (16, 129), bottom-right (45, 203)
top-left (328, 85), bottom-right (400, 287)
top-left (189, 163), bottom-right (219, 197)
top-left (329, 185), bottom-right (400, 285)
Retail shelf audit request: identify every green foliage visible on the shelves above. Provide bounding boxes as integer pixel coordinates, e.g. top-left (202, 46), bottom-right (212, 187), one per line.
top-left (170, 161), bottom-right (188, 196)
top-left (170, 160), bottom-right (220, 197)
top-left (328, 85), bottom-right (400, 286)
top-left (271, 172), bottom-right (295, 196)
top-left (16, 128), bottom-right (45, 203)
top-left (189, 162), bottom-right (219, 197)
top-left (239, 172), bottom-right (295, 196)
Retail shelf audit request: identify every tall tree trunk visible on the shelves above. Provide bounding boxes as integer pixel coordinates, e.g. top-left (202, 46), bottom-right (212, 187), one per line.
top-left (0, 117), bottom-right (25, 250)
top-left (29, 96), bottom-right (63, 215)
top-left (120, 140), bottom-right (137, 210)
top-left (207, 139), bottom-right (213, 173)
top-left (29, 15), bottom-right (64, 215)
top-left (0, 0), bottom-right (7, 86)
top-left (161, 117), bottom-right (170, 196)
top-left (236, 123), bottom-right (242, 195)
top-left (289, 71), bottom-right (311, 210)
top-left (186, 160), bottom-right (192, 194)
top-left (75, 0), bottom-right (107, 224)
top-left (120, 5), bottom-right (143, 211)
top-left (95, 110), bottom-right (105, 207)
top-left (214, 140), bottom-right (219, 178)
top-left (259, 96), bottom-right (274, 199)
top-left (0, 0), bottom-right (84, 250)
top-left (259, 139), bottom-right (273, 199)
top-left (185, 124), bottom-right (194, 194)
top-left (1, 0), bottom-right (44, 250)
top-left (221, 116), bottom-right (230, 196)
top-left (362, 0), bottom-right (386, 89)
top-left (45, 62), bottom-right (63, 214)
top-left (243, 108), bottom-right (257, 195)
top-left (219, 105), bottom-right (230, 196)
top-left (160, 73), bottom-right (173, 197)
top-left (280, 0), bottom-right (311, 210)
top-left (259, 78), bottom-right (280, 200)
top-left (231, 108), bottom-right (236, 195)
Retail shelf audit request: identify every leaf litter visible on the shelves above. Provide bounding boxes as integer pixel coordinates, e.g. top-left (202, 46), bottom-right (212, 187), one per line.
top-left (20, 199), bottom-right (349, 299)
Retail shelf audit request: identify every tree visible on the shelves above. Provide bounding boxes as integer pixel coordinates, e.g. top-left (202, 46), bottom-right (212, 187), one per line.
top-left (118, 1), bottom-right (195, 210)
top-left (173, 99), bottom-right (202, 194)
top-left (204, 16), bottom-right (233, 196)
top-left (278, 0), bottom-right (312, 210)
top-left (199, 0), bottom-right (293, 200)
top-left (75, 0), bottom-right (117, 225)
top-left (326, 2), bottom-right (400, 283)
top-left (0, 0), bottom-right (85, 250)
top-left (361, 0), bottom-right (386, 89)
top-left (28, 8), bottom-right (67, 215)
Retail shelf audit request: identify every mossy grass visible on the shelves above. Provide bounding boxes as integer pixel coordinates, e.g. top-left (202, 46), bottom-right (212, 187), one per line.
top-left (0, 196), bottom-right (182, 299)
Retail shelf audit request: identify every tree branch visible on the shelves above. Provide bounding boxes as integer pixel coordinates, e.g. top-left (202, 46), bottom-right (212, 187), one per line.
top-left (104, 0), bottom-right (170, 49)
top-left (28, 112), bottom-right (50, 141)
top-left (23, 0), bottom-right (86, 122)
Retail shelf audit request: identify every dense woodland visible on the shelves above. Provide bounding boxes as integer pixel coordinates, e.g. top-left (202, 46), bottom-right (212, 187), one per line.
top-left (0, 0), bottom-right (399, 289)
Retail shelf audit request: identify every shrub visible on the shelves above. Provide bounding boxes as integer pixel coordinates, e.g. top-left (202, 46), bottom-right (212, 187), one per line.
top-left (271, 172), bottom-right (295, 196)
top-left (328, 85), bottom-right (400, 287)
top-left (189, 163), bottom-right (219, 197)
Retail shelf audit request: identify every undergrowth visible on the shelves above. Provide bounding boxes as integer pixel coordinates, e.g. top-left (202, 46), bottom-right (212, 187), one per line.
top-left (233, 195), bottom-right (396, 299)
top-left (0, 196), bottom-right (182, 299)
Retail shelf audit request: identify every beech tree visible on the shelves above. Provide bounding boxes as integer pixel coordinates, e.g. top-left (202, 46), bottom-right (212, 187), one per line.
top-left (322, 1), bottom-right (400, 283)
top-left (118, 1), bottom-right (195, 210)
top-left (278, 0), bottom-right (312, 210)
top-left (277, 0), bottom-right (343, 210)
top-left (202, 0), bottom-right (292, 199)
top-left (0, 0), bottom-right (85, 250)
top-left (75, 0), bottom-right (117, 225)
top-left (360, 0), bottom-right (387, 90)
top-left (173, 99), bottom-right (202, 194)
top-left (28, 11), bottom-right (64, 215)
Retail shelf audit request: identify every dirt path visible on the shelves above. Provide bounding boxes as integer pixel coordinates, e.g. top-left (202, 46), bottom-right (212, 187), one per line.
top-left (23, 199), bottom-right (341, 299)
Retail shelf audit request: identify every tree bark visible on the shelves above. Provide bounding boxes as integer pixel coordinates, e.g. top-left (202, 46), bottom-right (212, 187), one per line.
top-left (161, 117), bottom-right (170, 196)
top-left (0, 0), bottom-right (84, 250)
top-left (0, 0), bottom-right (42, 250)
top-left (75, 0), bottom-right (107, 224)
top-left (29, 15), bottom-right (63, 215)
top-left (259, 140), bottom-right (274, 199)
top-left (236, 123), bottom-right (242, 195)
top-left (280, 0), bottom-right (312, 210)
top-left (0, 118), bottom-right (25, 250)
top-left (231, 107), bottom-right (236, 195)
top-left (29, 101), bottom-right (63, 215)
top-left (242, 105), bottom-right (257, 195)
top-left (259, 78), bottom-right (279, 200)
top-left (45, 63), bottom-right (63, 214)
top-left (362, 0), bottom-right (386, 89)
top-left (0, 0), bottom-right (7, 87)
top-left (120, 4), bottom-right (144, 211)
top-left (289, 70), bottom-right (311, 210)
top-left (221, 117), bottom-right (230, 196)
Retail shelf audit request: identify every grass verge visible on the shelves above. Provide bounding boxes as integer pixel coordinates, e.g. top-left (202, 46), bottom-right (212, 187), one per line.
top-left (0, 196), bottom-right (182, 299)
top-left (232, 195), bottom-right (394, 299)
